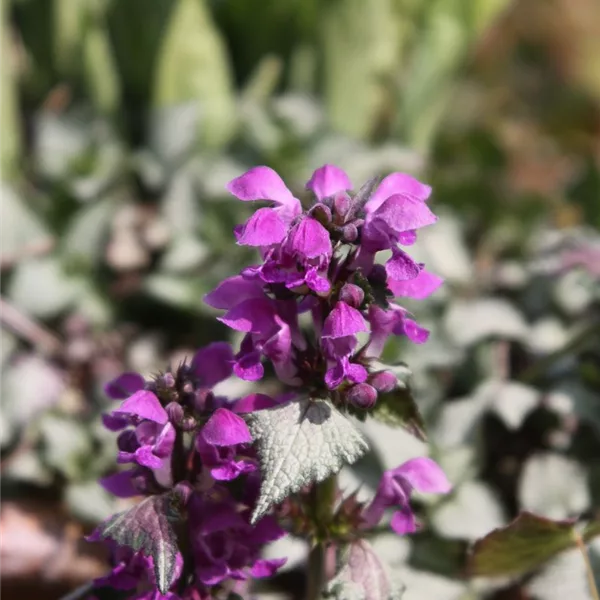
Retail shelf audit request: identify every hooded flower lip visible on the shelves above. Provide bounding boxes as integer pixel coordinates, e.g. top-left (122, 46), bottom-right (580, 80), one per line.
top-left (105, 372), bottom-right (145, 400)
top-left (203, 275), bottom-right (264, 310)
top-left (285, 216), bottom-right (332, 261)
top-left (191, 342), bottom-right (234, 389)
top-left (115, 390), bottom-right (168, 424)
top-left (322, 302), bottom-right (368, 339)
top-left (306, 164), bottom-right (352, 201)
top-left (388, 268), bottom-right (443, 299)
top-left (236, 207), bottom-right (288, 247)
top-left (362, 457), bottom-right (451, 535)
top-left (365, 172), bottom-right (432, 214)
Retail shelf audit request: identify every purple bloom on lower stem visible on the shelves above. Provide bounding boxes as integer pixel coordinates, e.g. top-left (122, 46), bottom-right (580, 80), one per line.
top-left (362, 457), bottom-right (451, 535)
top-left (189, 493), bottom-right (286, 585)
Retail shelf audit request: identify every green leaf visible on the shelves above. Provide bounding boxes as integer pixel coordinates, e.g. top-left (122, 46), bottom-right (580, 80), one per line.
top-left (0, 185), bottom-right (53, 266)
top-left (469, 512), bottom-right (579, 577)
top-left (247, 397), bottom-right (368, 523)
top-left (369, 383), bottom-right (426, 441)
top-left (152, 0), bottom-right (236, 148)
top-left (93, 492), bottom-right (184, 594)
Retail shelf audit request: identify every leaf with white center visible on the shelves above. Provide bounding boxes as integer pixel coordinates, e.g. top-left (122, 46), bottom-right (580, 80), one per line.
top-left (92, 492), bottom-right (183, 594)
top-left (247, 398), bottom-right (368, 523)
top-left (325, 540), bottom-right (405, 600)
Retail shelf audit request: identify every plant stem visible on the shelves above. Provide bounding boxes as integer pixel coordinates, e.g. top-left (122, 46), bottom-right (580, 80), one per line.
top-left (575, 532), bottom-right (600, 600)
top-left (305, 476), bottom-right (337, 600)
top-left (306, 541), bottom-right (327, 600)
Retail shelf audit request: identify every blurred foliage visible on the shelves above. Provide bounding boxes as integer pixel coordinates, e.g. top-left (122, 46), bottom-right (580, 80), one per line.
top-left (1, 0), bottom-right (600, 598)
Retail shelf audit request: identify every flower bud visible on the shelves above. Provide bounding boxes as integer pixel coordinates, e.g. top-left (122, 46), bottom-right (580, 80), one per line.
top-left (160, 372), bottom-right (176, 389)
top-left (117, 430), bottom-right (137, 453)
top-left (347, 383), bottom-right (377, 409)
top-left (339, 283), bottom-right (365, 309)
top-left (341, 223), bottom-right (358, 242)
top-left (309, 203), bottom-right (332, 226)
top-left (369, 264), bottom-right (387, 285)
top-left (333, 192), bottom-right (352, 219)
top-left (369, 371), bottom-right (397, 393)
top-left (166, 401), bottom-right (184, 425)
top-left (173, 481), bottom-right (193, 506)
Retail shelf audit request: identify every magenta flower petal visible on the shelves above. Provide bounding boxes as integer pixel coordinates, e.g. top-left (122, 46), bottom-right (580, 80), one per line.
top-left (385, 249), bottom-right (421, 281)
top-left (398, 318), bottom-right (430, 344)
top-left (305, 267), bottom-right (331, 294)
top-left (287, 217), bottom-right (332, 259)
top-left (116, 390), bottom-right (168, 424)
top-left (102, 413), bottom-right (129, 431)
top-left (191, 342), bottom-right (234, 387)
top-left (233, 393), bottom-right (278, 413)
top-left (104, 372), bottom-right (145, 399)
top-left (99, 470), bottom-right (140, 498)
top-left (323, 302), bottom-right (368, 338)
top-left (398, 230), bottom-right (417, 245)
top-left (237, 208), bottom-right (287, 246)
top-left (390, 510), bottom-right (417, 535)
top-left (388, 268), bottom-right (443, 299)
top-left (211, 459), bottom-right (256, 481)
top-left (391, 457), bottom-right (452, 494)
top-left (204, 276), bottom-right (264, 309)
top-left (366, 173), bottom-right (432, 213)
top-left (373, 194), bottom-right (437, 232)
top-left (201, 408), bottom-right (252, 446)
top-left (227, 166), bottom-right (297, 207)
top-left (234, 352), bottom-right (265, 381)
top-left (218, 298), bottom-right (276, 333)
top-left (250, 558), bottom-right (287, 578)
top-left (132, 446), bottom-right (163, 469)
top-left (306, 164), bottom-right (352, 201)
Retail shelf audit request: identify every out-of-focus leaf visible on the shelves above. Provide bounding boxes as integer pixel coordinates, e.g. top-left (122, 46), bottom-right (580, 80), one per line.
top-left (39, 414), bottom-right (93, 479)
top-left (369, 385), bottom-right (427, 441)
top-left (54, 0), bottom-right (86, 75)
top-left (525, 546), bottom-right (599, 600)
top-left (0, 185), bottom-right (54, 266)
top-left (444, 298), bottom-right (528, 347)
top-left (8, 257), bottom-right (83, 318)
top-left (83, 10), bottom-right (120, 114)
top-left (2, 355), bottom-right (65, 428)
top-left (433, 480), bottom-right (506, 541)
top-left (321, 0), bottom-right (399, 139)
top-left (469, 512), bottom-right (578, 577)
top-left (66, 481), bottom-right (118, 524)
top-left (93, 492), bottom-right (184, 594)
top-left (490, 381), bottom-right (539, 430)
top-left (2, 450), bottom-right (52, 485)
top-left (149, 103), bottom-right (199, 167)
top-left (409, 532), bottom-right (469, 578)
top-left (518, 453), bottom-right (590, 520)
top-left (62, 196), bottom-right (116, 266)
top-left (1, 8), bottom-right (21, 180)
top-left (144, 273), bottom-right (208, 310)
top-left (153, 0), bottom-right (236, 148)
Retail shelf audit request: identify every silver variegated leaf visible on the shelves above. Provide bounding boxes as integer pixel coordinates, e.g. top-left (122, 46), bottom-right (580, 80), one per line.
top-left (247, 397), bottom-right (368, 523)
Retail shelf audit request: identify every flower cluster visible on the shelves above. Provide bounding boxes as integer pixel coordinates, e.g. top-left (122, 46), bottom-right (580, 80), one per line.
top-left (91, 343), bottom-right (286, 599)
top-left (206, 165), bottom-right (442, 410)
top-left (91, 164), bottom-right (451, 600)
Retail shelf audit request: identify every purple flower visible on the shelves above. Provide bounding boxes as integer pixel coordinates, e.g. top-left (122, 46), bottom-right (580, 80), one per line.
top-left (362, 457), bottom-right (451, 534)
top-left (196, 408), bottom-right (256, 481)
top-left (189, 493), bottom-right (286, 585)
top-left (306, 164), bottom-right (352, 201)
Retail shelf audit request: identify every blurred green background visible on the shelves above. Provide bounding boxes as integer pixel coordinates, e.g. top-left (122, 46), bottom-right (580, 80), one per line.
top-left (1, 0), bottom-right (599, 598)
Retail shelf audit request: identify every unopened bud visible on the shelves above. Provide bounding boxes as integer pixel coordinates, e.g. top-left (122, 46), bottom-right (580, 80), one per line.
top-left (369, 371), bottom-right (397, 393)
top-left (166, 401), bottom-right (184, 425)
top-left (339, 283), bottom-right (365, 309)
top-left (341, 223), bottom-right (358, 242)
top-left (333, 192), bottom-right (352, 219)
top-left (369, 264), bottom-right (387, 285)
top-left (309, 203), bottom-right (332, 226)
top-left (173, 481), bottom-right (193, 506)
top-left (347, 383), bottom-right (378, 409)
top-left (117, 430), bottom-right (137, 453)
top-left (160, 372), bottom-right (176, 389)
